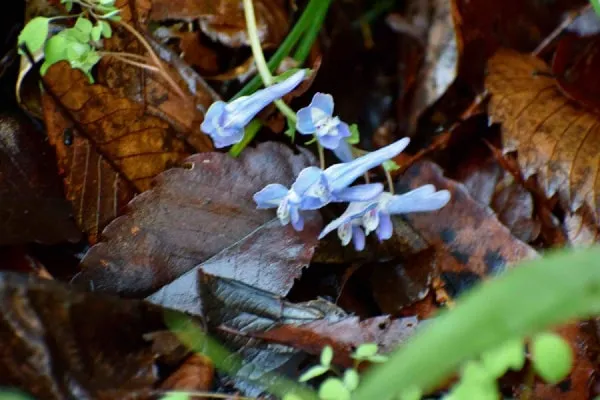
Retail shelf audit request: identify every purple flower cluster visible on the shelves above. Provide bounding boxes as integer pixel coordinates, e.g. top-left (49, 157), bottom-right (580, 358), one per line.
top-left (201, 71), bottom-right (451, 250)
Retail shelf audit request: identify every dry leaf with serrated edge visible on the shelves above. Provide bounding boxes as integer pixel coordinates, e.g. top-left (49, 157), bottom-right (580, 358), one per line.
top-left (486, 49), bottom-right (600, 224)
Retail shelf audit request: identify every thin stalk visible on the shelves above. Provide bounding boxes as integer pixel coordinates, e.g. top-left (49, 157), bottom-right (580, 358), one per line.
top-left (384, 167), bottom-right (394, 194)
top-left (233, 0), bottom-right (323, 99)
top-left (243, 0), bottom-right (273, 85)
top-left (101, 53), bottom-right (160, 72)
top-left (317, 142), bottom-right (325, 169)
top-left (98, 51), bottom-right (151, 63)
top-left (115, 19), bottom-right (186, 98)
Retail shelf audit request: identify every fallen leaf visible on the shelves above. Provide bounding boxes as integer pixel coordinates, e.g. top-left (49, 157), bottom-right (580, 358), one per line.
top-left (452, 0), bottom-right (585, 84)
top-left (486, 49), bottom-right (600, 225)
top-left (552, 34), bottom-right (600, 112)
top-left (75, 142), bottom-right (321, 297)
top-left (148, 0), bottom-right (290, 48)
top-left (160, 354), bottom-right (214, 392)
top-left (253, 315), bottom-right (419, 368)
top-left (0, 271), bottom-right (193, 400)
top-left (397, 160), bottom-right (537, 296)
top-left (0, 110), bottom-right (80, 245)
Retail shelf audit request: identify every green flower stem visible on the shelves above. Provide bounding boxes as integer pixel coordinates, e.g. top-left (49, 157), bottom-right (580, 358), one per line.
top-left (229, 120), bottom-right (262, 158)
top-left (317, 141), bottom-right (325, 169)
top-left (243, 0), bottom-right (273, 86)
top-left (233, 0), bottom-right (324, 100)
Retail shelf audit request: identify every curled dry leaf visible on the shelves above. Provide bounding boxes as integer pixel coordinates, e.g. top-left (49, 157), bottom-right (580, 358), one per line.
top-left (0, 111), bottom-right (80, 245)
top-left (397, 161), bottom-right (537, 296)
top-left (75, 142), bottom-right (321, 297)
top-left (0, 271), bottom-right (193, 400)
top-left (148, 0), bottom-right (290, 48)
top-left (486, 49), bottom-right (600, 225)
top-left (160, 354), bottom-right (214, 392)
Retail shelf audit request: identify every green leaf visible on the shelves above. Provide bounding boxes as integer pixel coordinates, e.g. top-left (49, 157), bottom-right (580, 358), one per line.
top-left (342, 369), bottom-right (359, 391)
top-left (366, 354), bottom-right (389, 363)
top-left (352, 343), bottom-right (378, 360)
top-left (91, 25), bottom-right (102, 41)
top-left (347, 124), bottom-right (360, 145)
top-left (272, 68), bottom-right (310, 84)
top-left (41, 34), bottom-right (69, 75)
top-left (383, 159), bottom-right (400, 172)
top-left (320, 345), bottom-right (333, 367)
top-left (531, 332), bottom-right (573, 384)
top-left (75, 17), bottom-right (93, 35)
top-left (591, 0), bottom-right (600, 17)
top-left (398, 387), bottom-right (422, 400)
top-left (299, 365), bottom-right (329, 382)
top-left (100, 20), bottom-right (112, 38)
top-left (318, 378), bottom-right (351, 400)
top-left (61, 0), bottom-right (73, 12)
top-left (159, 392), bottom-right (189, 400)
top-left (353, 247), bottom-right (600, 400)
top-left (99, 0), bottom-right (116, 5)
top-left (480, 337), bottom-right (525, 378)
top-left (285, 116), bottom-right (297, 140)
top-left (444, 362), bottom-right (498, 400)
top-left (283, 394), bottom-right (305, 400)
top-left (18, 17), bottom-right (50, 54)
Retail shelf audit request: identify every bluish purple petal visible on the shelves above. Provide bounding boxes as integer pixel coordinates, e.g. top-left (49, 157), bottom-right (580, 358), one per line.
top-left (352, 226), bottom-right (366, 251)
top-left (299, 196), bottom-right (328, 210)
top-left (336, 121), bottom-right (351, 139)
top-left (253, 184), bottom-right (289, 208)
top-left (318, 201), bottom-right (376, 239)
top-left (333, 140), bottom-right (354, 162)
top-left (318, 133), bottom-right (343, 150)
top-left (332, 183), bottom-right (383, 203)
top-left (210, 126), bottom-right (245, 148)
top-left (200, 101), bottom-right (226, 134)
top-left (291, 167), bottom-right (325, 196)
top-left (296, 106), bottom-right (317, 134)
top-left (324, 137), bottom-right (410, 192)
top-left (376, 212), bottom-right (393, 240)
top-left (311, 93), bottom-right (334, 116)
top-left (386, 185), bottom-right (451, 214)
top-left (290, 207), bottom-right (304, 231)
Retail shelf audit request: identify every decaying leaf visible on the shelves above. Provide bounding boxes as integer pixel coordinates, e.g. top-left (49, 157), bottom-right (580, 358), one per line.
top-left (397, 160), bottom-right (537, 296)
top-left (0, 271), bottom-right (193, 400)
top-left (148, 0), bottom-right (290, 48)
top-left (0, 110), bottom-right (80, 245)
top-left (75, 142), bottom-right (321, 297)
top-left (486, 49), bottom-right (600, 225)
top-left (160, 354), bottom-right (214, 392)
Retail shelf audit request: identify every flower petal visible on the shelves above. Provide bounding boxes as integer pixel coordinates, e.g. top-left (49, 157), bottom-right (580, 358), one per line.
top-left (210, 126), bottom-right (245, 148)
top-left (291, 167), bottom-right (325, 196)
top-left (253, 184), bottom-right (289, 208)
top-left (200, 101), bottom-right (226, 134)
top-left (332, 140), bottom-right (354, 162)
top-left (318, 132), bottom-right (343, 150)
top-left (352, 226), bottom-right (366, 251)
top-left (318, 201), bottom-right (376, 239)
top-left (333, 183), bottom-right (383, 202)
top-left (290, 207), bottom-right (304, 231)
top-left (296, 106), bottom-right (317, 134)
top-left (375, 212), bottom-right (393, 240)
top-left (387, 186), bottom-right (451, 214)
top-left (311, 93), bottom-right (334, 116)
top-left (336, 121), bottom-right (351, 139)
top-left (325, 137), bottom-right (410, 192)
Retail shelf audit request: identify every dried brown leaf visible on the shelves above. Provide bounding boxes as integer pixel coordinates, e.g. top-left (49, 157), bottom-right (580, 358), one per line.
top-left (75, 142), bottom-right (321, 297)
top-left (486, 49), bottom-right (600, 224)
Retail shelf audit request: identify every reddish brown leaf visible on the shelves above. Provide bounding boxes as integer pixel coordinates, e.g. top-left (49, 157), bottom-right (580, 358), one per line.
top-left (253, 315), bottom-right (419, 369)
top-left (75, 142), bottom-right (321, 297)
top-left (148, 0), bottom-right (290, 48)
top-left (0, 271), bottom-right (193, 400)
top-left (161, 354), bottom-right (214, 392)
top-left (486, 49), bottom-right (600, 226)
top-left (452, 0), bottom-right (585, 85)
top-left (397, 160), bottom-right (537, 295)
top-left (0, 111), bottom-right (80, 245)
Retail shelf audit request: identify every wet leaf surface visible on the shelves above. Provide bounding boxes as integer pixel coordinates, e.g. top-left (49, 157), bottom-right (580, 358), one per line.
top-left (487, 49), bottom-right (600, 226)
top-left (0, 110), bottom-right (80, 245)
top-left (75, 142), bottom-right (321, 297)
top-left (0, 271), bottom-right (193, 400)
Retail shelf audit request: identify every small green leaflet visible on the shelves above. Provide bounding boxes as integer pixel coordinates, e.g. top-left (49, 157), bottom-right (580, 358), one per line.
top-left (18, 17), bottom-right (50, 54)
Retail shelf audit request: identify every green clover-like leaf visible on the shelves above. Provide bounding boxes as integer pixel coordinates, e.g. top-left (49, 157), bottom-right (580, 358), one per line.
top-left (91, 25), bottom-right (102, 41)
top-left (531, 332), bottom-right (573, 384)
top-left (318, 378), bottom-right (351, 400)
top-left (342, 369), bottom-right (359, 391)
top-left (320, 345), bottom-right (333, 367)
top-left (159, 392), bottom-right (189, 400)
top-left (480, 337), bottom-right (525, 378)
top-left (299, 365), bottom-right (329, 383)
top-left (18, 17), bottom-right (50, 55)
top-left (282, 394), bottom-right (305, 400)
top-left (41, 34), bottom-right (69, 75)
top-left (352, 343), bottom-right (378, 360)
top-left (99, 20), bottom-right (112, 38)
top-left (75, 17), bottom-right (93, 35)
top-left (348, 124), bottom-right (360, 145)
top-left (383, 159), bottom-right (400, 172)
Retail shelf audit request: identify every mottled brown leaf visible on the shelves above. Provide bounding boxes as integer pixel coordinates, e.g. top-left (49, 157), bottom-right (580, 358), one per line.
top-left (0, 111), bottom-right (80, 244)
top-left (0, 271), bottom-right (193, 400)
top-left (148, 0), bottom-right (290, 48)
top-left (398, 160), bottom-right (537, 296)
top-left (486, 49), bottom-right (600, 225)
top-left (75, 142), bottom-right (321, 297)
top-left (160, 354), bottom-right (214, 392)
top-left (253, 315), bottom-right (419, 369)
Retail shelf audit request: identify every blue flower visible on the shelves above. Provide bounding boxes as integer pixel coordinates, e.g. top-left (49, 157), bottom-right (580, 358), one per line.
top-left (253, 138), bottom-right (410, 230)
top-left (201, 70), bottom-right (306, 148)
top-left (296, 93), bottom-right (351, 150)
top-left (317, 201), bottom-right (377, 251)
